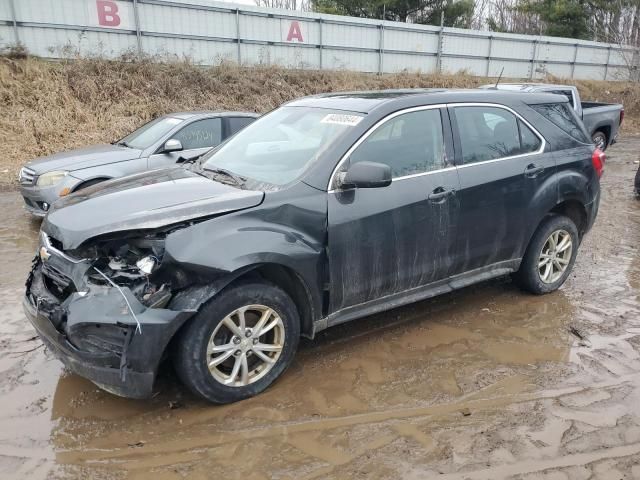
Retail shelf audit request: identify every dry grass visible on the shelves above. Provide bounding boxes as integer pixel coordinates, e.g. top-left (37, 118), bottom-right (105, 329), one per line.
top-left (1, 54), bottom-right (638, 188)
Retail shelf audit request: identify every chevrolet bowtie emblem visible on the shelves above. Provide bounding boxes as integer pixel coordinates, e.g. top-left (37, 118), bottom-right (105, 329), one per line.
top-left (39, 246), bottom-right (51, 261)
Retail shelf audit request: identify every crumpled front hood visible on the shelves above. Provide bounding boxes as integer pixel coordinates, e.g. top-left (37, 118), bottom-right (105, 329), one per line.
top-left (25, 144), bottom-right (142, 173)
top-left (42, 167), bottom-right (264, 249)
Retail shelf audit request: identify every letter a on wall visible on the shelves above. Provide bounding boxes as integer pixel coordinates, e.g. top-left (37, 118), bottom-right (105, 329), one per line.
top-left (284, 21), bottom-right (304, 43)
top-left (89, 0), bottom-right (133, 29)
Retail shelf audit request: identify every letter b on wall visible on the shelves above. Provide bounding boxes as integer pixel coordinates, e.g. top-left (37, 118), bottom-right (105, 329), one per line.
top-left (90, 0), bottom-right (132, 29)
top-left (97, 0), bottom-right (120, 27)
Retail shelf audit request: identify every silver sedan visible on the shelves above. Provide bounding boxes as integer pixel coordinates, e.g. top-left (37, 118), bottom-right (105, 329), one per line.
top-left (18, 111), bottom-right (258, 216)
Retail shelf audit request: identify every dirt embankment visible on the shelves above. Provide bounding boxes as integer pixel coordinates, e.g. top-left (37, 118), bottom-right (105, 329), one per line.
top-left (1, 54), bottom-right (639, 188)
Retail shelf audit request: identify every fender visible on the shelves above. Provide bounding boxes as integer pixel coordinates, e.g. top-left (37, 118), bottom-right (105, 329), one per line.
top-left (71, 175), bottom-right (113, 191)
top-left (69, 157), bottom-right (149, 182)
top-left (520, 167), bottom-right (593, 258)
top-left (588, 120), bottom-right (611, 138)
top-left (162, 208), bottom-right (326, 323)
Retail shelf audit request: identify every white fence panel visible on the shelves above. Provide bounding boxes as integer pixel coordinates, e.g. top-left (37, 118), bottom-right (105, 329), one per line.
top-left (0, 0), bottom-right (636, 81)
top-left (384, 27), bottom-right (438, 54)
top-left (140, 3), bottom-right (236, 39)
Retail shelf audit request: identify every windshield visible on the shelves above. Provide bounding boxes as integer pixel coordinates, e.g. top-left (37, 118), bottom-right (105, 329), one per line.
top-left (118, 116), bottom-right (184, 150)
top-left (201, 106), bottom-right (364, 186)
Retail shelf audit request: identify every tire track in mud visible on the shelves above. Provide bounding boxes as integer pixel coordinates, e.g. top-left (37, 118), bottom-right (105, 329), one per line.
top-left (53, 373), bottom-right (640, 470)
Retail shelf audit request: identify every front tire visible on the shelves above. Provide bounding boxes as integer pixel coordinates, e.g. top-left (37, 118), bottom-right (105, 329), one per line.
top-left (513, 214), bottom-right (580, 295)
top-left (174, 280), bottom-right (300, 403)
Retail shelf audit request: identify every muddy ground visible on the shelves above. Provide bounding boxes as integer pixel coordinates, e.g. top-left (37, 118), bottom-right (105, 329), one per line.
top-left (0, 140), bottom-right (639, 480)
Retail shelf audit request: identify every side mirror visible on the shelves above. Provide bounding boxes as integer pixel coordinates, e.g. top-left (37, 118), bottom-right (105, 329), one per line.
top-left (341, 161), bottom-right (392, 189)
top-left (163, 139), bottom-right (183, 153)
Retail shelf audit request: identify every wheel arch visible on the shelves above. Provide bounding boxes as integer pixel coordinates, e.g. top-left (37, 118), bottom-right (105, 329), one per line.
top-left (519, 196), bottom-right (588, 265)
top-left (168, 262), bottom-right (319, 342)
top-left (72, 176), bottom-right (113, 192)
top-left (550, 199), bottom-right (588, 238)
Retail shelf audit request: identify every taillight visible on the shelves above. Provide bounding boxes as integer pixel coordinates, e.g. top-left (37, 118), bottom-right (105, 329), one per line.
top-left (620, 109), bottom-right (625, 126)
top-left (592, 148), bottom-right (605, 178)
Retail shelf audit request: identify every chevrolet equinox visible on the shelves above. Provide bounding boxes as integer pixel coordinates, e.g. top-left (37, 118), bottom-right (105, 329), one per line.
top-left (24, 89), bottom-right (603, 403)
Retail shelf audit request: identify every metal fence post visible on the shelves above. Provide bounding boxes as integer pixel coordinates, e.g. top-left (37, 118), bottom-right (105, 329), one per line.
top-left (604, 46), bottom-right (612, 80)
top-left (378, 23), bottom-right (384, 75)
top-left (529, 39), bottom-right (538, 80)
top-left (132, 0), bottom-right (143, 56)
top-left (8, 0), bottom-right (19, 44)
top-left (485, 35), bottom-right (493, 77)
top-left (570, 43), bottom-right (578, 78)
top-left (236, 8), bottom-right (241, 64)
top-left (436, 11), bottom-right (444, 73)
top-left (318, 18), bottom-right (323, 70)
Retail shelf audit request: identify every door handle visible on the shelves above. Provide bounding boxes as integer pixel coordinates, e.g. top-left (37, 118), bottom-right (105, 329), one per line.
top-left (428, 187), bottom-right (455, 203)
top-left (524, 164), bottom-right (544, 178)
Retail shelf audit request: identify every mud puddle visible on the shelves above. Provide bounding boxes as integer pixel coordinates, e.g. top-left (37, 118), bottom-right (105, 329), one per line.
top-left (1, 140), bottom-right (640, 479)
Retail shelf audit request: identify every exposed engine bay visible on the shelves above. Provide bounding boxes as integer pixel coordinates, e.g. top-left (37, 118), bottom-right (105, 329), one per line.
top-left (41, 233), bottom-right (172, 309)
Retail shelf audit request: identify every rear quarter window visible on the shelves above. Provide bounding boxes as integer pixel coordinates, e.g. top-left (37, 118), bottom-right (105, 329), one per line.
top-left (529, 102), bottom-right (590, 144)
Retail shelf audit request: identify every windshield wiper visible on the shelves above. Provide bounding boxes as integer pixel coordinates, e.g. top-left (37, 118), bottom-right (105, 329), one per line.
top-left (116, 140), bottom-right (131, 148)
top-left (203, 167), bottom-right (247, 186)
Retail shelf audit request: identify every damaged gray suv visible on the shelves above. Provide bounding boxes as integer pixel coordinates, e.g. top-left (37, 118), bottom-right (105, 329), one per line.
top-left (24, 89), bottom-right (602, 403)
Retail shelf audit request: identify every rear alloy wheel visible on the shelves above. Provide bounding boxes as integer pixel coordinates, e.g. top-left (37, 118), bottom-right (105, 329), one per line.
top-left (513, 214), bottom-right (579, 294)
top-left (174, 281), bottom-right (300, 403)
top-left (592, 131), bottom-right (607, 151)
top-left (538, 230), bottom-right (573, 284)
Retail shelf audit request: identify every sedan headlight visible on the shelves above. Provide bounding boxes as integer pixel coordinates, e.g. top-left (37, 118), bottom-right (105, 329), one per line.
top-left (37, 170), bottom-right (68, 187)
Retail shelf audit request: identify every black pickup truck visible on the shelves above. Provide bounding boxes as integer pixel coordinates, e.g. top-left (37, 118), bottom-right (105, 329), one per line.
top-left (24, 89), bottom-right (602, 403)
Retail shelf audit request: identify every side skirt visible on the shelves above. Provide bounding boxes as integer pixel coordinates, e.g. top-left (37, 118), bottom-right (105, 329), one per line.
top-left (312, 259), bottom-right (521, 334)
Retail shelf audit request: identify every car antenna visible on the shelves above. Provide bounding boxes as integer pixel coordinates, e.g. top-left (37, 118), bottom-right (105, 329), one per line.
top-left (494, 67), bottom-right (504, 88)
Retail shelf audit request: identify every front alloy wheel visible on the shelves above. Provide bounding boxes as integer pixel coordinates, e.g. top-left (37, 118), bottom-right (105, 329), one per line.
top-left (538, 229), bottom-right (573, 284)
top-left (207, 305), bottom-right (285, 387)
top-left (174, 280), bottom-right (300, 403)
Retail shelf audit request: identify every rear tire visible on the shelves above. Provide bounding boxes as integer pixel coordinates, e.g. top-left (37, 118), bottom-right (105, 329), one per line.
top-left (513, 214), bottom-right (580, 295)
top-left (592, 130), bottom-right (608, 151)
top-left (174, 280), bottom-right (300, 403)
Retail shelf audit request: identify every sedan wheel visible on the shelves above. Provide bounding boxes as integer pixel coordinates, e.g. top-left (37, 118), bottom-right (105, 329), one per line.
top-left (207, 305), bottom-right (285, 387)
top-left (538, 229), bottom-right (573, 284)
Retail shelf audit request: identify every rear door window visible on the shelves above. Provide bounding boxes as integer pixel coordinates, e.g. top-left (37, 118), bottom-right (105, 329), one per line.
top-left (349, 109), bottom-right (446, 178)
top-left (453, 106), bottom-right (535, 164)
top-left (529, 102), bottom-right (590, 143)
top-left (227, 117), bottom-right (256, 136)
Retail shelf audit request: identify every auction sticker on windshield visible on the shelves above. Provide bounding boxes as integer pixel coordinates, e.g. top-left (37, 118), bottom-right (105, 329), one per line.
top-left (320, 114), bottom-right (363, 126)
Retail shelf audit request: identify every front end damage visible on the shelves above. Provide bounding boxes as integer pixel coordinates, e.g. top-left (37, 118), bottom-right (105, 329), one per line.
top-left (23, 230), bottom-right (197, 398)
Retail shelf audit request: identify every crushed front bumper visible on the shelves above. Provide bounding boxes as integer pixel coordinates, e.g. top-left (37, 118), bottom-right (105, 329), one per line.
top-left (24, 258), bottom-right (194, 399)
